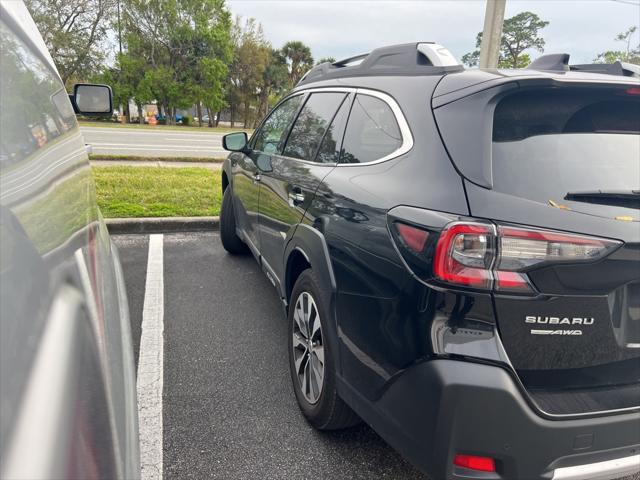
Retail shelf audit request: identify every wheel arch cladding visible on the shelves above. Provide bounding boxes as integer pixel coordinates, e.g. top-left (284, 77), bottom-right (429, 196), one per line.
top-left (285, 249), bottom-right (311, 303)
top-left (284, 224), bottom-right (337, 303)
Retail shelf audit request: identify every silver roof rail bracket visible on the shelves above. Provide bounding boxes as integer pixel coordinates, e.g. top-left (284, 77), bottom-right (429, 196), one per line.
top-left (417, 43), bottom-right (461, 67)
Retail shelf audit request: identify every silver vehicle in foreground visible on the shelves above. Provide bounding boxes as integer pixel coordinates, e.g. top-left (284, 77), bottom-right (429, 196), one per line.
top-left (0, 2), bottom-right (139, 478)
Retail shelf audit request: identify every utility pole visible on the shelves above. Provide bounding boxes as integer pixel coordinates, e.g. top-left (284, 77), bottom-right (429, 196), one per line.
top-left (117, 0), bottom-right (123, 56)
top-left (116, 0), bottom-right (125, 123)
top-left (479, 0), bottom-right (506, 68)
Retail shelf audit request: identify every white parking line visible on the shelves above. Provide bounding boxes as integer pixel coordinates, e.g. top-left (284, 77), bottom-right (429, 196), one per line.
top-left (137, 234), bottom-right (164, 480)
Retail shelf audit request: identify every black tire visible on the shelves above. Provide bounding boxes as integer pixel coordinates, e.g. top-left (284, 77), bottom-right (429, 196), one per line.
top-left (288, 269), bottom-right (360, 430)
top-left (220, 187), bottom-right (249, 254)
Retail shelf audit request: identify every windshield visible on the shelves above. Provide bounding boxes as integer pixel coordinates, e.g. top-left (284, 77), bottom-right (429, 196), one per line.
top-left (492, 88), bottom-right (640, 214)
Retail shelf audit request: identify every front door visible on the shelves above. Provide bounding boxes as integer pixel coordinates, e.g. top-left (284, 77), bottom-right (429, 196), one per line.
top-left (230, 150), bottom-right (262, 255)
top-left (258, 91), bottom-right (352, 287)
top-left (232, 94), bottom-right (305, 255)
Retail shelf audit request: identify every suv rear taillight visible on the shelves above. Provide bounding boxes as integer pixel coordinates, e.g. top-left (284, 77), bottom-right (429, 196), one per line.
top-left (433, 223), bottom-right (494, 289)
top-left (394, 220), bottom-right (621, 294)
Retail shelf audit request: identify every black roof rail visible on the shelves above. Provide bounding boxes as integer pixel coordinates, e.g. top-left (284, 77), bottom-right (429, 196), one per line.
top-left (527, 53), bottom-right (639, 78)
top-left (297, 42), bottom-right (463, 86)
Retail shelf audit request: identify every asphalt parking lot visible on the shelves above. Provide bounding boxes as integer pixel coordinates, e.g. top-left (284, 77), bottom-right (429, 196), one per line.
top-left (113, 231), bottom-right (427, 479)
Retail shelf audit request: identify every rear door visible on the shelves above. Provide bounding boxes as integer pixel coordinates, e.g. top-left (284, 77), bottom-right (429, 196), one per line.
top-left (257, 91), bottom-right (351, 287)
top-left (437, 83), bottom-right (640, 415)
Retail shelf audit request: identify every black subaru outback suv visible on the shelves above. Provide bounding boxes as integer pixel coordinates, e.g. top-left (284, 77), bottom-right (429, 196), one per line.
top-left (219, 43), bottom-right (640, 480)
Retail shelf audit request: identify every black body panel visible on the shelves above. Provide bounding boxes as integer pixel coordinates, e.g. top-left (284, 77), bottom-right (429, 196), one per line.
top-left (223, 59), bottom-right (640, 479)
top-left (337, 359), bottom-right (640, 480)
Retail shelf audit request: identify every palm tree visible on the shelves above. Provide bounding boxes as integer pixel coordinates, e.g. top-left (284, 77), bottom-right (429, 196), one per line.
top-left (281, 41), bottom-right (314, 86)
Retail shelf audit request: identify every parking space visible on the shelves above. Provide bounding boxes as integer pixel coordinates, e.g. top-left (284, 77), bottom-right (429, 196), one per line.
top-left (113, 232), bottom-right (426, 479)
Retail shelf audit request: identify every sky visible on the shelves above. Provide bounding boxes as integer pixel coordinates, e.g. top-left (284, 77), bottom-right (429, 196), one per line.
top-left (226, 0), bottom-right (640, 65)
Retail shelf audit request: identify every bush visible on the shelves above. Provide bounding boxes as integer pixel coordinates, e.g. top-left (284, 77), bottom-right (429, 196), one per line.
top-left (181, 115), bottom-right (192, 126)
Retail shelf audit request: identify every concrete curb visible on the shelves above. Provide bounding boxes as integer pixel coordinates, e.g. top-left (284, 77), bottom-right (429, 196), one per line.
top-left (106, 216), bottom-right (219, 234)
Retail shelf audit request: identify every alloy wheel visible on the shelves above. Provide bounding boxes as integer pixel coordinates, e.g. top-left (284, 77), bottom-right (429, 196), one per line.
top-left (292, 291), bottom-right (325, 404)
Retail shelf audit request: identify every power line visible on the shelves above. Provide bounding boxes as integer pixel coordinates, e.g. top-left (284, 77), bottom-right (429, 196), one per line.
top-left (611, 0), bottom-right (640, 6)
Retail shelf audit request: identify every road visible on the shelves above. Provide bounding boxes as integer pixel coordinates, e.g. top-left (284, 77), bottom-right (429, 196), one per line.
top-left (113, 231), bottom-right (426, 479)
top-left (81, 126), bottom-right (227, 158)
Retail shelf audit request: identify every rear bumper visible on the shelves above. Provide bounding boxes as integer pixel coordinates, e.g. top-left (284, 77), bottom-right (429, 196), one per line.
top-left (343, 359), bottom-right (640, 480)
top-left (552, 454), bottom-right (640, 480)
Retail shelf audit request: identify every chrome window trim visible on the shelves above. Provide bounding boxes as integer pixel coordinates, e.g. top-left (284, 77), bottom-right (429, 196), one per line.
top-left (277, 87), bottom-right (413, 166)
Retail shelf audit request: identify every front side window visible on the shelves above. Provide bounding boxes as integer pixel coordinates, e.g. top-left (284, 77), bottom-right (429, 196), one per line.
top-left (283, 92), bottom-right (347, 162)
top-left (253, 95), bottom-right (303, 154)
top-left (340, 94), bottom-right (402, 164)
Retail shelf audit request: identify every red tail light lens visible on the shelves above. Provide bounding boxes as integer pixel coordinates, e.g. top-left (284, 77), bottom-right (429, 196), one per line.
top-left (434, 223), bottom-right (494, 289)
top-left (453, 454), bottom-right (496, 472)
top-left (431, 222), bottom-right (621, 293)
top-left (395, 223), bottom-right (429, 253)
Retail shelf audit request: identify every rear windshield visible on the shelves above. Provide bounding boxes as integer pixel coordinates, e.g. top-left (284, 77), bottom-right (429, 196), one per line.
top-left (492, 88), bottom-right (640, 210)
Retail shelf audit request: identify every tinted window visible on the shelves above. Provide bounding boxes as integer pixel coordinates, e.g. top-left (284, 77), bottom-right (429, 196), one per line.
top-left (316, 94), bottom-right (351, 164)
top-left (283, 92), bottom-right (347, 162)
top-left (492, 88), bottom-right (640, 214)
top-left (253, 95), bottom-right (303, 154)
top-left (493, 89), bottom-right (640, 141)
top-left (340, 94), bottom-right (402, 164)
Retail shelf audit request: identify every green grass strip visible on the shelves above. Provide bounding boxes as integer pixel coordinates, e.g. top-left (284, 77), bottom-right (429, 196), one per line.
top-left (93, 166), bottom-right (222, 218)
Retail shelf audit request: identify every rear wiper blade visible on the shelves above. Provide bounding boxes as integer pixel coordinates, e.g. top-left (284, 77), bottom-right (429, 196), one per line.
top-left (564, 190), bottom-right (640, 209)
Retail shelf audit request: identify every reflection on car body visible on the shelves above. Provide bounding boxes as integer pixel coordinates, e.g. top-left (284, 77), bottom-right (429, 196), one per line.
top-left (0, 3), bottom-right (139, 479)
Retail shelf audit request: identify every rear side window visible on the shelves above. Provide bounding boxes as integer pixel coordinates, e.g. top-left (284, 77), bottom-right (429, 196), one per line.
top-left (283, 92), bottom-right (347, 162)
top-left (492, 88), bottom-right (640, 212)
top-left (315, 94), bottom-right (351, 164)
top-left (340, 94), bottom-right (402, 164)
top-left (253, 95), bottom-right (303, 154)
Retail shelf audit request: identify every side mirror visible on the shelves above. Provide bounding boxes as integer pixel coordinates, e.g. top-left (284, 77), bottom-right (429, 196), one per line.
top-left (71, 83), bottom-right (113, 116)
top-left (222, 132), bottom-right (248, 152)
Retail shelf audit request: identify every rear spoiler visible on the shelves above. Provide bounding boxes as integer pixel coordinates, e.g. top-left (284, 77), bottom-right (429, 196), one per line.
top-left (528, 53), bottom-right (639, 78)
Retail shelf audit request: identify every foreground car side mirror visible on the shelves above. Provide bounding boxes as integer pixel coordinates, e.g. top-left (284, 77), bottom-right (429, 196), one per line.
top-left (223, 132), bottom-right (249, 152)
top-left (71, 83), bottom-right (113, 116)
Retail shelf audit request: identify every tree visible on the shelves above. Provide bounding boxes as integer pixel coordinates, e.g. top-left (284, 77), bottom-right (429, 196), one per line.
top-left (256, 49), bottom-right (289, 122)
top-left (316, 56), bottom-right (336, 65)
top-left (462, 11), bottom-right (549, 68)
top-left (281, 40), bottom-right (314, 86)
top-left (594, 26), bottom-right (640, 64)
top-left (122, 0), bottom-right (232, 124)
top-left (169, 0), bottom-right (233, 126)
top-left (227, 17), bottom-right (271, 127)
top-left (25, 0), bottom-right (116, 87)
